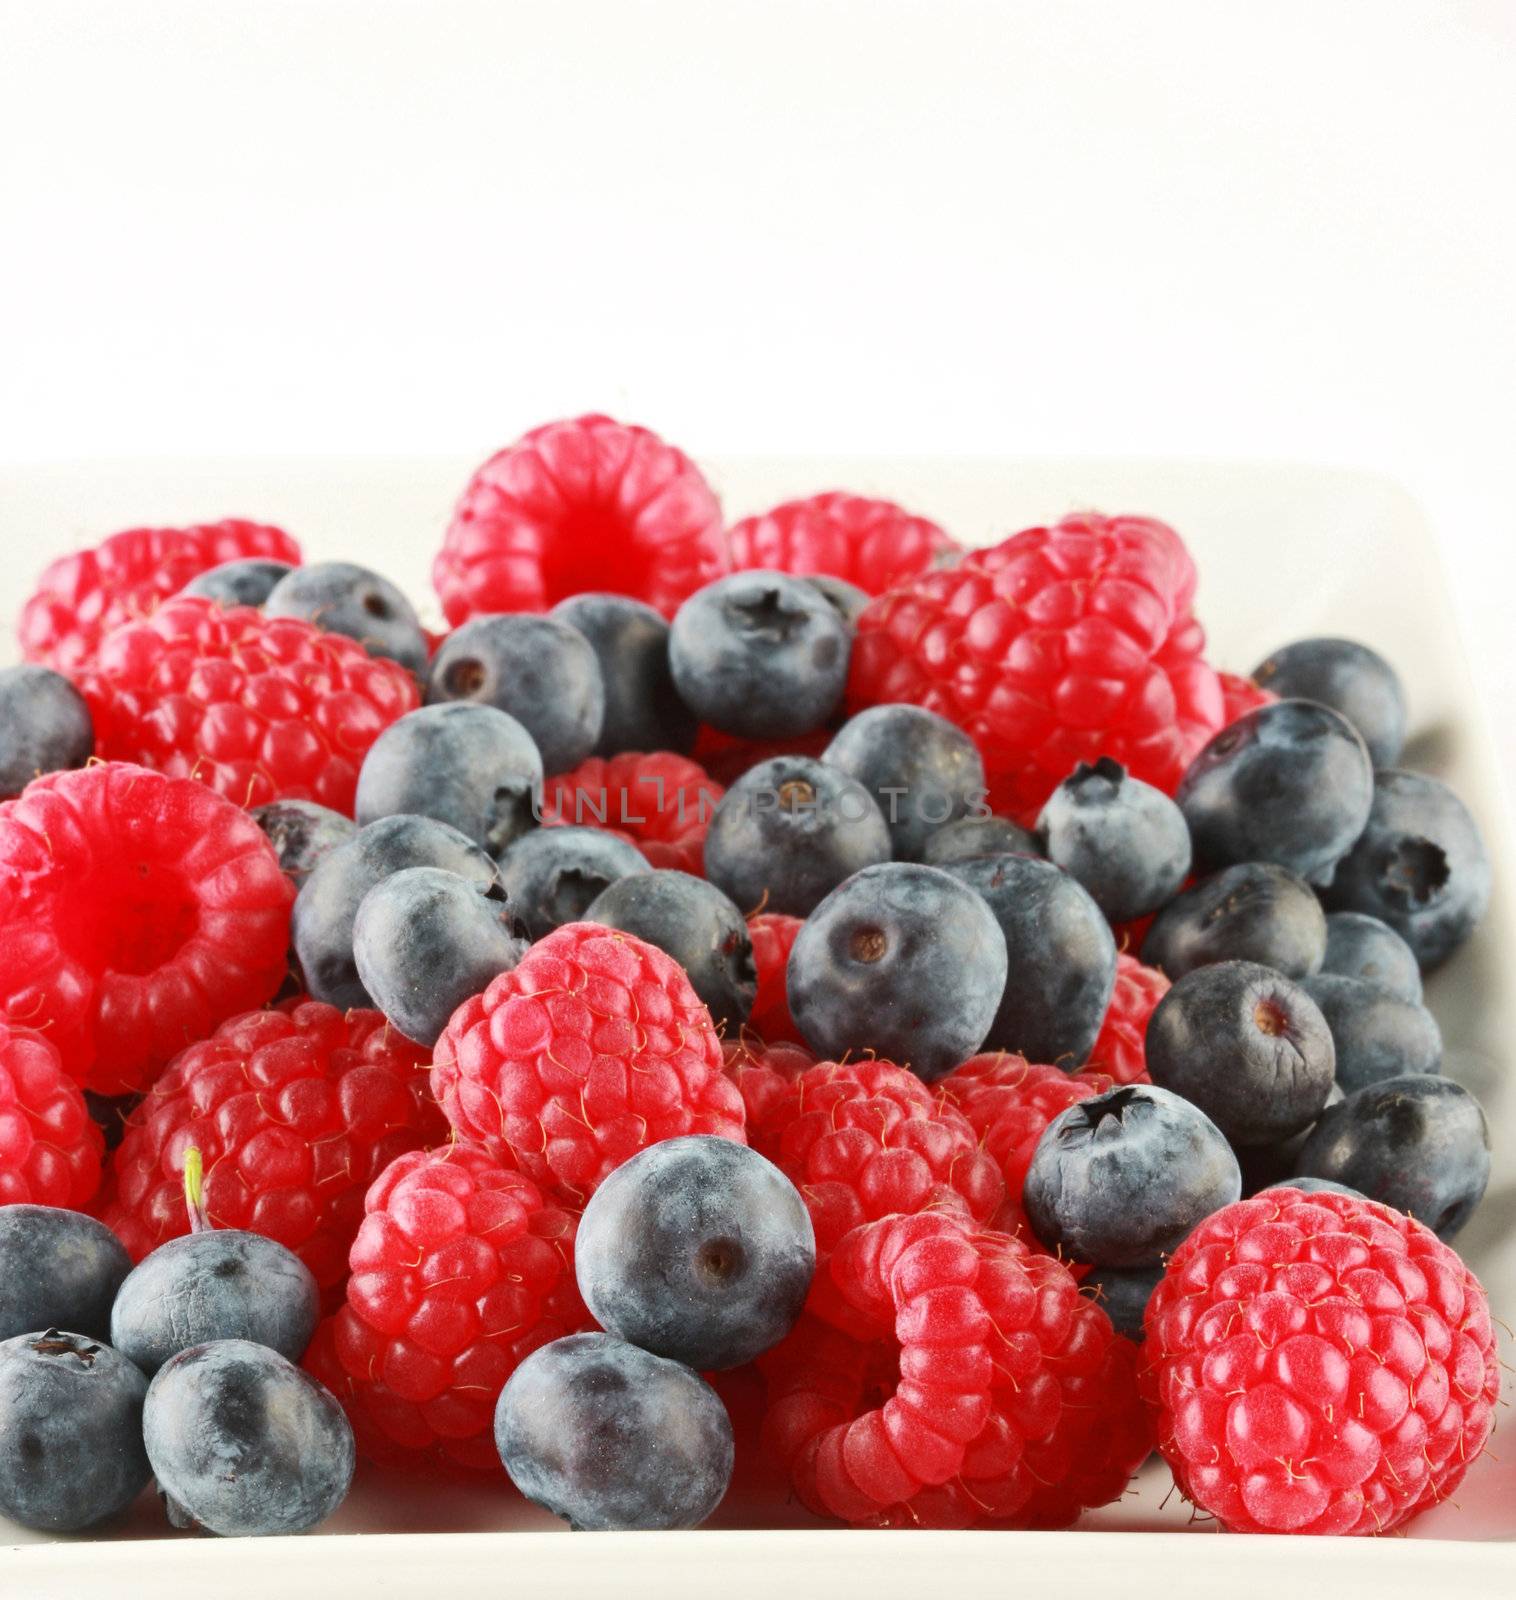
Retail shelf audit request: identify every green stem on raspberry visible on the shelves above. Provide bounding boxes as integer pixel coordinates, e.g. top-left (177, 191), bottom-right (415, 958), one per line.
top-left (183, 1146), bottom-right (210, 1234)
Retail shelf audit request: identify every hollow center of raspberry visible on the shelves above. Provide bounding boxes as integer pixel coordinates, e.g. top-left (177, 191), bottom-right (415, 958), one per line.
top-left (540, 506), bottom-right (657, 605)
top-left (1384, 837), bottom-right (1450, 908)
top-left (696, 1236), bottom-right (747, 1284)
top-left (87, 860), bottom-right (201, 975)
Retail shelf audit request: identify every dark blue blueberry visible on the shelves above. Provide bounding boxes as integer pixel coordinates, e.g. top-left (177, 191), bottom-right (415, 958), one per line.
top-left (668, 571), bottom-right (850, 739)
top-left (1177, 700), bottom-right (1373, 885)
top-left (1251, 637), bottom-right (1407, 767)
top-left (803, 574), bottom-right (872, 628)
top-left (354, 702), bottom-right (543, 856)
top-left (265, 560), bottom-right (428, 676)
top-left (1294, 1076), bottom-right (1489, 1238)
top-left (0, 1205), bottom-right (132, 1342)
top-left (584, 871), bottom-right (755, 1031)
top-left (179, 558), bottom-right (294, 608)
top-left (0, 1330), bottom-right (150, 1531)
top-left (787, 862), bottom-right (1007, 1082)
top-left (0, 664), bottom-right (95, 798)
top-left (1323, 770), bottom-right (1491, 969)
top-left (919, 814), bottom-right (1040, 865)
top-left (1235, 1083), bottom-right (1344, 1195)
top-left (428, 614), bottom-right (605, 774)
top-left (354, 866), bottom-right (529, 1045)
top-left (551, 592), bottom-right (697, 756)
top-left (1145, 961), bottom-right (1335, 1146)
top-left (1142, 861), bottom-right (1326, 980)
top-left (110, 1231), bottom-right (319, 1377)
top-left (575, 1136), bottom-right (814, 1370)
top-left (1079, 1263), bottom-right (1163, 1342)
top-left (1023, 1085), bottom-right (1241, 1266)
top-left (1321, 911), bottom-right (1423, 1002)
top-left (495, 1333), bottom-right (733, 1530)
top-left (1262, 1177), bottom-right (1365, 1200)
top-left (703, 756), bottom-right (891, 917)
top-left (1023, 1081), bottom-right (1234, 1267)
top-left (822, 704), bottom-right (986, 861)
top-left (144, 1339), bottom-right (354, 1536)
top-left (251, 799), bottom-right (358, 886)
top-left (292, 814), bottom-right (498, 1009)
top-left (496, 826), bottom-right (650, 940)
top-left (1300, 973), bottom-right (1442, 1094)
top-left (941, 855), bottom-right (1116, 1069)
top-left (1036, 757), bottom-right (1191, 921)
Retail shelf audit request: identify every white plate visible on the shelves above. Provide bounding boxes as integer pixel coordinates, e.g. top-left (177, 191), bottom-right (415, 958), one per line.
top-left (1, 458), bottom-right (1513, 1596)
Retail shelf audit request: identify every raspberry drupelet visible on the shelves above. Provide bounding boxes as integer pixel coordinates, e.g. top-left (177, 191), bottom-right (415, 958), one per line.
top-left (1084, 953), bottom-right (1168, 1086)
top-left (542, 751), bottom-right (724, 875)
top-left (745, 912), bottom-right (806, 1046)
top-left (0, 1015), bottom-right (105, 1207)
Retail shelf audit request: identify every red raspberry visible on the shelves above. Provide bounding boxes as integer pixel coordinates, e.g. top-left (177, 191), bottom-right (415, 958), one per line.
top-left (431, 923), bottom-right (743, 1204)
top-left (690, 723), bottom-right (835, 788)
top-left (1143, 1187), bottom-right (1501, 1535)
top-left (845, 513), bottom-right (1224, 823)
top-left (728, 492), bottom-right (959, 596)
top-left (433, 414), bottom-right (729, 625)
top-left (0, 1016), bottom-right (104, 1207)
top-left (18, 519), bottom-right (301, 674)
top-left (761, 1212), bottom-right (1151, 1527)
top-left (746, 912), bottom-right (805, 1045)
top-left (542, 751), bottom-right (723, 875)
top-left (98, 1000), bottom-right (446, 1292)
top-left (1083, 953), bottom-right (1167, 1086)
top-left (76, 595), bottom-right (419, 814)
top-left (721, 1035), bottom-right (815, 1140)
top-left (1219, 669), bottom-right (1277, 724)
top-left (0, 762), bottom-right (294, 1094)
top-left (320, 1144), bottom-right (587, 1472)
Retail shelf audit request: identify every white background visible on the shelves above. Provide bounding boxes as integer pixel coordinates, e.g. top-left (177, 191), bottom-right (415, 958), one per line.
top-left (1, 0), bottom-right (1512, 784)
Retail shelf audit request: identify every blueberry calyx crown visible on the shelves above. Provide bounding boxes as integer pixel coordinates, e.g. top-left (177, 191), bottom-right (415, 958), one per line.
top-left (1066, 1085), bottom-right (1147, 1135)
top-left (1383, 837), bottom-right (1450, 909)
top-left (30, 1329), bottom-right (102, 1366)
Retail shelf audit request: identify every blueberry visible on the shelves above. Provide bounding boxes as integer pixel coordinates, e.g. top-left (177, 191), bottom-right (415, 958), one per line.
top-left (1251, 637), bottom-right (1407, 767)
top-left (1023, 1085), bottom-right (1241, 1266)
top-left (803, 574), bottom-right (872, 628)
top-left (919, 814), bottom-right (1041, 865)
top-left (0, 664), bottom-right (95, 798)
top-left (1300, 973), bottom-right (1442, 1094)
top-left (668, 571), bottom-right (850, 740)
top-left (1294, 1076), bottom-right (1489, 1238)
top-left (1261, 1177), bottom-right (1365, 1200)
top-left (144, 1339), bottom-right (354, 1536)
top-left (1036, 757), bottom-right (1191, 921)
top-left (1142, 861), bottom-right (1326, 980)
top-left (1177, 700), bottom-right (1373, 884)
top-left (787, 862), bottom-right (1008, 1082)
top-left (251, 799), bottom-right (358, 886)
top-left (703, 756), bottom-right (892, 917)
top-left (292, 814), bottom-right (498, 1009)
top-left (179, 558), bottom-right (295, 608)
top-left (1321, 911), bottom-right (1423, 1002)
top-left (354, 702), bottom-right (544, 856)
top-left (1145, 961), bottom-right (1335, 1146)
top-left (495, 1333), bottom-right (733, 1530)
top-left (584, 871), bottom-right (755, 1031)
top-left (551, 593), bottom-right (697, 756)
top-left (110, 1231), bottom-right (319, 1377)
top-left (496, 826), bottom-right (651, 940)
top-left (941, 855), bottom-right (1116, 1069)
top-left (265, 560), bottom-right (428, 676)
top-left (1235, 1083), bottom-right (1344, 1195)
top-left (428, 614), bottom-right (605, 774)
top-left (1079, 1263), bottom-right (1164, 1342)
top-left (0, 1330), bottom-right (150, 1531)
top-left (822, 704), bottom-right (986, 861)
top-left (1323, 770), bottom-right (1491, 969)
top-left (0, 1205), bottom-right (131, 1342)
top-left (575, 1136), bottom-right (814, 1370)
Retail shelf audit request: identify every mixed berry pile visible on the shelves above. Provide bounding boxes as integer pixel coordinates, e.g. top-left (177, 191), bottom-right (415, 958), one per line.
top-left (0, 413), bottom-right (1500, 1542)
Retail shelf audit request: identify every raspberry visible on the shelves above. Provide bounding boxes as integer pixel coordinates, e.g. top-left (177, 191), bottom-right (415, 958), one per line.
top-left (746, 912), bottom-right (805, 1045)
top-left (690, 723), bottom-right (835, 787)
top-left (1084, 953), bottom-right (1168, 1086)
top-left (433, 415), bottom-right (729, 625)
top-left (845, 513), bottom-right (1224, 823)
top-left (761, 1212), bottom-right (1151, 1527)
top-left (542, 751), bottom-right (723, 875)
top-left (98, 1000), bottom-right (446, 1292)
top-left (721, 1035), bottom-right (815, 1139)
top-left (76, 595), bottom-right (419, 814)
top-left (0, 762), bottom-right (294, 1094)
top-left (1143, 1187), bottom-right (1501, 1535)
top-left (320, 1144), bottom-right (587, 1472)
top-left (18, 519), bottom-right (301, 674)
top-left (431, 923), bottom-right (743, 1204)
top-left (728, 493), bottom-right (958, 597)
top-left (0, 1015), bottom-right (104, 1207)
top-left (1219, 669), bottom-right (1277, 725)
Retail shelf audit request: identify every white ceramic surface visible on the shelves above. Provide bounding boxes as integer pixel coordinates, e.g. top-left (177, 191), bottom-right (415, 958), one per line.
top-left (0, 459), bottom-right (1512, 1596)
